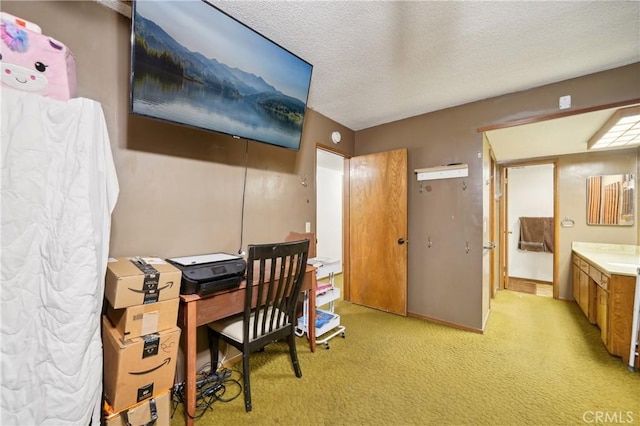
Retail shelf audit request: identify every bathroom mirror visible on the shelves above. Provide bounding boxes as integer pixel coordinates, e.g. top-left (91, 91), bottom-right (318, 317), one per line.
top-left (586, 173), bottom-right (634, 225)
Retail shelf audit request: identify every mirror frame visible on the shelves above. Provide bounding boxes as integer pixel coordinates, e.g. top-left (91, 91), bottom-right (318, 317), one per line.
top-left (586, 173), bottom-right (634, 226)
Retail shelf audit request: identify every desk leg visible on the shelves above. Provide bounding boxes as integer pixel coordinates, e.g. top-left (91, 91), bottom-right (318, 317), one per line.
top-left (309, 285), bottom-right (316, 353)
top-left (184, 302), bottom-right (197, 426)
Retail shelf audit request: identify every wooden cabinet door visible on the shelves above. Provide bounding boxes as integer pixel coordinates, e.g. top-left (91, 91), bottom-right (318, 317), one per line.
top-left (572, 264), bottom-right (580, 302)
top-left (578, 269), bottom-right (589, 317)
top-left (608, 274), bottom-right (637, 364)
top-left (596, 286), bottom-right (609, 346)
top-left (587, 278), bottom-right (597, 325)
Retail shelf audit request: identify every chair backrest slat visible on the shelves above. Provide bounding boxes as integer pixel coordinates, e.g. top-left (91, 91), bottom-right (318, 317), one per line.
top-left (244, 239), bottom-right (310, 342)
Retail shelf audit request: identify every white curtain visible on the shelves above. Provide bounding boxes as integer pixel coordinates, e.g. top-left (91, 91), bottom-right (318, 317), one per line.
top-left (1, 89), bottom-right (119, 425)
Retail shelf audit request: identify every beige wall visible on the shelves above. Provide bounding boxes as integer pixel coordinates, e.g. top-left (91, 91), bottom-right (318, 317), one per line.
top-left (556, 148), bottom-right (638, 299)
top-left (355, 63), bottom-right (640, 330)
top-left (2, 1), bottom-right (355, 260)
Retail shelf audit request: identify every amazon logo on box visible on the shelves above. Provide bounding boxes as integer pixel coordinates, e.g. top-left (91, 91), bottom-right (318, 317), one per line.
top-left (105, 257), bottom-right (182, 309)
top-left (102, 316), bottom-right (181, 412)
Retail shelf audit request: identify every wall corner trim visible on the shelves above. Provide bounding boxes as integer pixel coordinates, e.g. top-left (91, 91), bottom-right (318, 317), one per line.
top-left (95, 0), bottom-right (132, 18)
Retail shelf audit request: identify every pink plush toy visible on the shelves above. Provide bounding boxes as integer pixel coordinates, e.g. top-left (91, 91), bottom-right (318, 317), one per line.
top-left (0, 15), bottom-right (76, 100)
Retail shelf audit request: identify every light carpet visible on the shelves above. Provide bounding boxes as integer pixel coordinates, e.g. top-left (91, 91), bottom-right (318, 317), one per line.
top-left (171, 289), bottom-right (640, 425)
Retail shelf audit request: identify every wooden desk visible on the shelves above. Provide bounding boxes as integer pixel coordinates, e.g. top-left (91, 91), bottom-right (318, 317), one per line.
top-left (178, 265), bottom-right (316, 425)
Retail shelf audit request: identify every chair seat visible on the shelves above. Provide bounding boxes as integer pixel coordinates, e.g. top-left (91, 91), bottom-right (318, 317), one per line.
top-left (208, 307), bottom-right (291, 343)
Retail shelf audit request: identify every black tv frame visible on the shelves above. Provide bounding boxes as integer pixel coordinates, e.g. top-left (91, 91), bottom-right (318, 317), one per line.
top-left (129, 0), bottom-right (313, 151)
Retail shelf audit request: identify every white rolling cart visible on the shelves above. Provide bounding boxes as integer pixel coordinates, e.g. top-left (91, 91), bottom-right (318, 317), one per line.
top-left (296, 257), bottom-right (346, 349)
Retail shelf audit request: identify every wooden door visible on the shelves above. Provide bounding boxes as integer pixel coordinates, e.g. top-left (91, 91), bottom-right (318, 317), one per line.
top-left (489, 152), bottom-right (497, 298)
top-left (501, 167), bottom-right (511, 289)
top-left (349, 149), bottom-right (407, 316)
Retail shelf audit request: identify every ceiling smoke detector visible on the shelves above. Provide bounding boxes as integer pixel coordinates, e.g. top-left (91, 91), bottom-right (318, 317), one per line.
top-left (331, 131), bottom-right (341, 144)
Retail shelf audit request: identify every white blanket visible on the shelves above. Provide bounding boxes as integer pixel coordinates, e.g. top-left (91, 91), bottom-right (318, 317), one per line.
top-left (1, 89), bottom-right (119, 425)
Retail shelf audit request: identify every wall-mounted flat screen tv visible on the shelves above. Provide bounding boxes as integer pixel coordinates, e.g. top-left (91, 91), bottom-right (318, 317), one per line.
top-left (130, 0), bottom-right (313, 151)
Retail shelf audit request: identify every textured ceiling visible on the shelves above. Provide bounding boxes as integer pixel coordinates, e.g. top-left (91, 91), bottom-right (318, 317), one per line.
top-left (211, 0), bottom-right (640, 131)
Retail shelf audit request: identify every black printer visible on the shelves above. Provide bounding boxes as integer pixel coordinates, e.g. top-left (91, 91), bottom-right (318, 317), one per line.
top-left (166, 253), bottom-right (246, 296)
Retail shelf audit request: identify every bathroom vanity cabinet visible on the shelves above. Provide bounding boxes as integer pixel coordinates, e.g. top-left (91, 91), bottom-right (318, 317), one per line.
top-left (571, 242), bottom-right (639, 368)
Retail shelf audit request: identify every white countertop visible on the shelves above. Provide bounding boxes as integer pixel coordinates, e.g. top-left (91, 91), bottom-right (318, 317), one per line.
top-left (572, 242), bottom-right (640, 277)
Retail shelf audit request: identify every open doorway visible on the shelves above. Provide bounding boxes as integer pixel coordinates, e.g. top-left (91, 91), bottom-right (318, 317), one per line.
top-left (501, 162), bottom-right (556, 297)
top-left (482, 100), bottom-right (639, 303)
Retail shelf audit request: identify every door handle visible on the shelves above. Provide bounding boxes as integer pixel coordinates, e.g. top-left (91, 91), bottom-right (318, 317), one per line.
top-left (483, 241), bottom-right (496, 250)
top-left (397, 238), bottom-right (407, 245)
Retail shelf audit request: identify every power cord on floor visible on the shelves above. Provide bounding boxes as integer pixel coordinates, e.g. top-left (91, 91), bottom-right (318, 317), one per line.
top-left (170, 367), bottom-right (242, 420)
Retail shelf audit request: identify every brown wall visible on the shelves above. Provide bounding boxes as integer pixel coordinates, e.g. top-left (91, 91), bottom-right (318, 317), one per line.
top-left (2, 1), bottom-right (355, 260)
top-left (4, 1), bottom-right (639, 333)
top-left (355, 63), bottom-right (640, 330)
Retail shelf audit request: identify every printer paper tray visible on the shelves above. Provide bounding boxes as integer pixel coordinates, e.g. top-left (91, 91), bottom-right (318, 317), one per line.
top-left (181, 275), bottom-right (242, 296)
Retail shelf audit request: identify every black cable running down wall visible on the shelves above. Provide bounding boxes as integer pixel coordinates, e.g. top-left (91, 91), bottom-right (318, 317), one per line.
top-left (238, 139), bottom-right (249, 256)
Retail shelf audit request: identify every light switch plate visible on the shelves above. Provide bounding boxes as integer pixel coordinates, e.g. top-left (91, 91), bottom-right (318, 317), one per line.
top-left (559, 95), bottom-right (571, 110)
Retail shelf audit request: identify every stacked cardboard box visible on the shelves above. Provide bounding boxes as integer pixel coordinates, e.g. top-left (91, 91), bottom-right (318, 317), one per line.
top-left (102, 257), bottom-right (182, 421)
top-left (103, 391), bottom-right (171, 426)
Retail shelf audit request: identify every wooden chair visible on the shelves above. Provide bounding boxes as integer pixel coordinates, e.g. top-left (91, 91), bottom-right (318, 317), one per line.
top-left (207, 239), bottom-right (310, 412)
top-left (284, 231), bottom-right (316, 258)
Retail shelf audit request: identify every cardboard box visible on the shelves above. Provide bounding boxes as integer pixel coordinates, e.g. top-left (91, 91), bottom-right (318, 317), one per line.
top-left (104, 390), bottom-right (171, 426)
top-left (103, 316), bottom-right (181, 412)
top-left (107, 298), bottom-right (180, 340)
top-left (105, 257), bottom-right (181, 309)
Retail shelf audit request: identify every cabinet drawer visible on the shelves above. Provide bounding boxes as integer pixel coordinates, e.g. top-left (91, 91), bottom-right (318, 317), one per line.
top-left (579, 258), bottom-right (589, 271)
top-left (589, 265), bottom-right (602, 283)
top-left (600, 275), bottom-right (609, 291)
